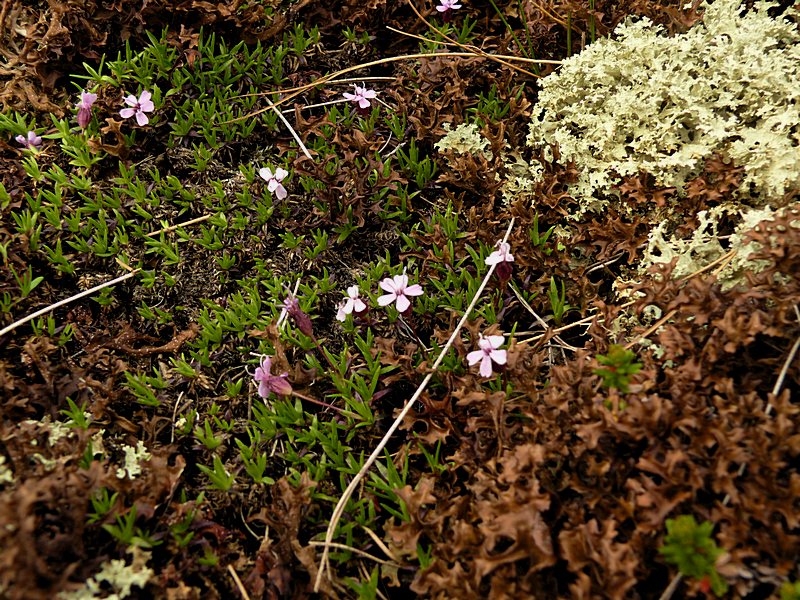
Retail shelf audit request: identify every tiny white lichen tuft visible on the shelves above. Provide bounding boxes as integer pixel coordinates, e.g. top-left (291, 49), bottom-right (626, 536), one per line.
top-left (59, 548), bottom-right (153, 600)
top-left (0, 456), bottom-right (13, 486)
top-left (116, 440), bottom-right (151, 480)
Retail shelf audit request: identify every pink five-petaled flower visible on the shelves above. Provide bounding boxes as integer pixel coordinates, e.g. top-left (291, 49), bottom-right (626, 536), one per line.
top-left (336, 285), bottom-right (367, 322)
top-left (76, 90), bottom-right (97, 129)
top-left (258, 167), bottom-right (288, 200)
top-left (486, 241), bottom-right (514, 282)
top-left (343, 84), bottom-right (378, 110)
top-left (120, 90), bottom-right (155, 126)
top-left (467, 334), bottom-right (507, 378)
top-left (377, 271), bottom-right (423, 314)
top-left (15, 131), bottom-right (42, 151)
top-left (254, 354), bottom-right (292, 398)
top-left (436, 0), bottom-right (462, 12)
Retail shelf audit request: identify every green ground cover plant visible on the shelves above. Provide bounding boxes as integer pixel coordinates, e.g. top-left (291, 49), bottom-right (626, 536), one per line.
top-left (0, 0), bottom-right (799, 598)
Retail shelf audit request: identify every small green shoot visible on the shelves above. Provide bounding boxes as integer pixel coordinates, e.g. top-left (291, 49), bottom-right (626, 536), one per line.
top-left (547, 277), bottom-right (573, 325)
top-left (60, 397), bottom-right (91, 429)
top-left (197, 455), bottom-right (235, 491)
top-left (593, 345), bottom-right (642, 394)
top-left (782, 581), bottom-right (800, 600)
top-left (659, 515), bottom-right (728, 597)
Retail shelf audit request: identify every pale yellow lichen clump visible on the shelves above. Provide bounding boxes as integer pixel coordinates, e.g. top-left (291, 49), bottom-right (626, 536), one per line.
top-left (524, 0), bottom-right (799, 289)
top-left (639, 204), bottom-right (796, 290)
top-left (435, 123), bottom-right (492, 160)
top-left (527, 0), bottom-right (800, 214)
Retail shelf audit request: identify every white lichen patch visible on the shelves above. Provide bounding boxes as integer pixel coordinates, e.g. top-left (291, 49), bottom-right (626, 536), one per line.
top-left (497, 149), bottom-right (544, 204)
top-left (435, 123), bottom-right (492, 160)
top-left (0, 456), bottom-right (13, 486)
top-left (639, 203), bottom-right (799, 289)
top-left (90, 429), bottom-right (106, 458)
top-left (31, 453), bottom-right (58, 472)
top-left (527, 0), bottom-right (800, 215)
top-left (116, 440), bottom-right (151, 480)
top-left (22, 416), bottom-right (74, 447)
top-left (59, 548), bottom-right (153, 600)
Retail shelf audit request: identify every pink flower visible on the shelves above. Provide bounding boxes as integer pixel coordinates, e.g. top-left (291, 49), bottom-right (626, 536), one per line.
top-left (254, 355), bottom-right (292, 398)
top-left (467, 334), bottom-right (507, 378)
top-left (377, 271), bottom-right (423, 313)
top-left (486, 241), bottom-right (514, 282)
top-left (76, 90), bottom-right (97, 129)
top-left (336, 285), bottom-right (367, 322)
top-left (436, 0), bottom-right (462, 12)
top-left (343, 84), bottom-right (378, 110)
top-left (15, 131), bottom-right (42, 151)
top-left (120, 90), bottom-right (155, 126)
top-left (258, 167), bottom-right (288, 200)
top-left (486, 242), bottom-right (514, 266)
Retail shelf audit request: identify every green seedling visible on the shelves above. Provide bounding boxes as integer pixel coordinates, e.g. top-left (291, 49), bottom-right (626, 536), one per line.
top-left (547, 276), bottom-right (573, 325)
top-left (124, 369), bottom-right (167, 407)
top-left (102, 505), bottom-right (160, 548)
top-left (194, 420), bottom-right (223, 451)
top-left (593, 344), bottom-right (642, 394)
top-left (9, 264), bottom-right (43, 299)
top-left (659, 515), bottom-right (728, 597)
top-left (529, 213), bottom-right (555, 255)
top-left (197, 456), bottom-right (235, 491)
top-left (88, 488), bottom-right (119, 524)
top-left (60, 397), bottom-right (91, 429)
top-left (396, 139), bottom-right (437, 188)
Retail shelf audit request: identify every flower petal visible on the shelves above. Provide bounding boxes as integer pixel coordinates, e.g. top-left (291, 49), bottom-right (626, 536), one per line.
top-left (135, 110), bottom-right (149, 126)
top-left (123, 94), bottom-right (138, 106)
top-left (336, 302), bottom-right (348, 322)
top-left (275, 184), bottom-right (287, 200)
top-left (274, 168), bottom-right (288, 180)
top-left (466, 349), bottom-right (484, 366)
top-left (353, 298), bottom-right (367, 313)
top-left (486, 335), bottom-right (505, 349)
top-left (379, 278), bottom-right (397, 293)
top-left (404, 284), bottom-right (424, 297)
top-left (377, 293), bottom-right (396, 306)
top-left (358, 97), bottom-right (371, 109)
top-left (395, 294), bottom-right (410, 313)
top-left (120, 107), bottom-right (136, 119)
top-left (139, 90), bottom-right (152, 103)
top-left (479, 356), bottom-right (493, 378)
top-left (490, 349), bottom-right (507, 366)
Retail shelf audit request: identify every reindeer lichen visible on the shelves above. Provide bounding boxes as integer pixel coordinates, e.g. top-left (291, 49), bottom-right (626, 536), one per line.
top-left (527, 0), bottom-right (800, 214)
